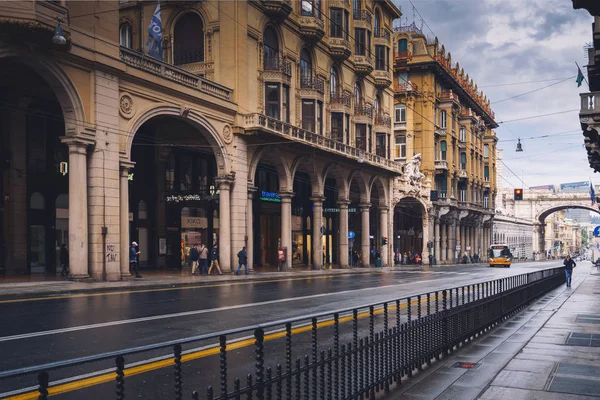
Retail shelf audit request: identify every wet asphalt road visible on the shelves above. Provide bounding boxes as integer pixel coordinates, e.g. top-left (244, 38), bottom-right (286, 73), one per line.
top-left (0, 261), bottom-right (562, 398)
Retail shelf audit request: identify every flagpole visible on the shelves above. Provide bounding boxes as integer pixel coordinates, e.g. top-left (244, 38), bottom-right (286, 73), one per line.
top-left (576, 61), bottom-right (590, 87)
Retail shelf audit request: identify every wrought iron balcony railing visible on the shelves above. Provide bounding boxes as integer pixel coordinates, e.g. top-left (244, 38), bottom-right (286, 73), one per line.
top-left (300, 75), bottom-right (325, 92)
top-left (353, 9), bottom-right (372, 23)
top-left (354, 103), bottom-right (373, 118)
top-left (330, 91), bottom-right (352, 107)
top-left (264, 56), bottom-right (292, 76)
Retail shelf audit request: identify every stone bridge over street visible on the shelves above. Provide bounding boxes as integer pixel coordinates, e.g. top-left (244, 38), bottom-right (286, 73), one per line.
top-left (502, 191), bottom-right (599, 254)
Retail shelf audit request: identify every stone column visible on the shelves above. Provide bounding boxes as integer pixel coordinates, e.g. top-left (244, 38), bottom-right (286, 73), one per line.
top-left (360, 203), bottom-right (371, 267)
top-left (338, 200), bottom-right (350, 268)
top-left (440, 223), bottom-right (447, 262)
top-left (216, 177), bottom-right (233, 272)
top-left (63, 139), bottom-right (90, 279)
top-left (247, 187), bottom-right (257, 272)
top-left (280, 192), bottom-right (294, 269)
top-left (452, 220), bottom-right (459, 263)
top-left (311, 196), bottom-right (324, 269)
top-left (119, 163), bottom-right (133, 278)
top-left (379, 207), bottom-right (389, 266)
top-left (434, 219), bottom-right (440, 264)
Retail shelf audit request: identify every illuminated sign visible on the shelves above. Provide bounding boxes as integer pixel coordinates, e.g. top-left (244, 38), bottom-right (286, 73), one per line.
top-left (59, 162), bottom-right (68, 176)
top-left (166, 193), bottom-right (217, 203)
top-left (323, 208), bottom-right (358, 213)
top-left (260, 191), bottom-right (281, 203)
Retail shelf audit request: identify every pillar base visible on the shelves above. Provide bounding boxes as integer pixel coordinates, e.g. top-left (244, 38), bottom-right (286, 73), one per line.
top-left (69, 274), bottom-right (92, 282)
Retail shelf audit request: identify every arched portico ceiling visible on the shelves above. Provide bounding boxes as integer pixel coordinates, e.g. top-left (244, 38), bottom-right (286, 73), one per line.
top-left (125, 104), bottom-right (231, 176)
top-left (322, 162), bottom-right (349, 201)
top-left (0, 44), bottom-right (87, 137)
top-left (347, 170), bottom-right (370, 203)
top-left (248, 145), bottom-right (292, 192)
top-left (290, 155), bottom-right (323, 196)
top-left (537, 205), bottom-right (600, 224)
top-left (369, 176), bottom-right (389, 207)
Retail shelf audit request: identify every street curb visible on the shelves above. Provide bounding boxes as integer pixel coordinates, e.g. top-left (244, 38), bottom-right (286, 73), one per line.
top-left (0, 268), bottom-right (386, 301)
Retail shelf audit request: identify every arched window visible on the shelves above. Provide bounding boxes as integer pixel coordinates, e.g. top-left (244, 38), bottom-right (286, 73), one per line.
top-left (263, 26), bottom-right (279, 70)
top-left (374, 9), bottom-right (381, 37)
top-left (173, 13), bottom-right (204, 65)
top-left (300, 48), bottom-right (313, 87)
top-left (354, 81), bottom-right (362, 106)
top-left (374, 93), bottom-right (382, 117)
top-left (330, 66), bottom-right (339, 99)
top-left (120, 22), bottom-right (133, 49)
top-left (398, 39), bottom-right (408, 52)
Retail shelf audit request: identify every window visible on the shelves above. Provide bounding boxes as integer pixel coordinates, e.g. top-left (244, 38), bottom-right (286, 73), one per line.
top-left (355, 28), bottom-right (367, 55)
top-left (440, 140), bottom-right (447, 161)
top-left (330, 8), bottom-right (343, 37)
top-left (354, 81), bottom-right (362, 106)
top-left (330, 66), bottom-right (339, 99)
top-left (459, 126), bottom-right (466, 142)
top-left (484, 144), bottom-right (490, 157)
top-left (395, 135), bottom-right (406, 159)
top-left (398, 38), bottom-right (408, 52)
top-left (439, 109), bottom-right (447, 128)
top-left (174, 13), bottom-right (204, 65)
top-left (166, 153), bottom-right (175, 190)
top-left (331, 113), bottom-right (344, 141)
top-left (317, 101), bottom-right (323, 135)
top-left (356, 124), bottom-right (367, 150)
top-left (120, 22), bottom-right (133, 49)
top-left (301, 0), bottom-right (320, 17)
top-left (353, 0), bottom-right (360, 16)
top-left (397, 70), bottom-right (408, 86)
top-left (374, 9), bottom-right (381, 37)
top-left (263, 27), bottom-right (279, 69)
top-left (265, 83), bottom-right (280, 119)
top-left (460, 152), bottom-right (467, 170)
top-left (459, 189), bottom-right (467, 202)
top-left (376, 133), bottom-right (386, 157)
top-left (302, 100), bottom-right (315, 132)
top-left (282, 85), bottom-right (290, 123)
top-left (374, 95), bottom-right (380, 117)
top-left (180, 155), bottom-right (193, 191)
top-left (300, 49), bottom-right (313, 88)
top-left (484, 166), bottom-right (490, 181)
top-left (394, 104), bottom-right (406, 123)
top-left (375, 45), bottom-right (386, 70)
top-left (484, 194), bottom-right (489, 208)
top-left (344, 11), bottom-right (349, 39)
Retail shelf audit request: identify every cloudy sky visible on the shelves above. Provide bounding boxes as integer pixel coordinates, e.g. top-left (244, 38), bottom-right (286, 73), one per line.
top-left (393, 0), bottom-right (594, 189)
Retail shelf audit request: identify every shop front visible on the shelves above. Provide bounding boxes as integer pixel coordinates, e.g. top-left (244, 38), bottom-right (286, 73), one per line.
top-left (253, 164), bottom-right (281, 268)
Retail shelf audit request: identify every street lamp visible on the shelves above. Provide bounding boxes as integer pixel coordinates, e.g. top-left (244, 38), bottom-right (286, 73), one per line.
top-left (52, 22), bottom-right (67, 46)
top-left (516, 138), bottom-right (523, 152)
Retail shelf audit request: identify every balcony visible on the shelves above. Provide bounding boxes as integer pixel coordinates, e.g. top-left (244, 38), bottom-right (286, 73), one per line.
top-left (353, 9), bottom-right (372, 29)
top-left (435, 160), bottom-right (448, 171)
top-left (330, 91), bottom-right (352, 112)
top-left (299, 15), bottom-right (325, 42)
top-left (354, 103), bottom-right (373, 124)
top-left (483, 155), bottom-right (489, 163)
top-left (394, 50), bottom-right (413, 66)
top-left (0, 1), bottom-right (71, 45)
top-left (394, 81), bottom-right (417, 95)
top-left (458, 169), bottom-right (468, 179)
top-left (328, 37), bottom-right (352, 60)
top-left (259, 0), bottom-right (292, 21)
top-left (119, 47), bottom-right (233, 102)
top-left (243, 113), bottom-right (402, 173)
top-left (263, 56), bottom-right (292, 84)
top-left (458, 140), bottom-right (467, 149)
top-left (374, 113), bottom-right (392, 133)
top-left (353, 54), bottom-right (374, 75)
top-left (330, 0), bottom-right (351, 8)
top-left (374, 28), bottom-right (391, 46)
top-left (394, 118), bottom-right (406, 131)
top-left (439, 90), bottom-right (461, 107)
top-left (434, 125), bottom-right (447, 136)
top-left (579, 92), bottom-right (600, 173)
top-left (299, 75), bottom-right (325, 100)
top-left (373, 70), bottom-right (393, 89)
top-left (484, 181), bottom-right (491, 189)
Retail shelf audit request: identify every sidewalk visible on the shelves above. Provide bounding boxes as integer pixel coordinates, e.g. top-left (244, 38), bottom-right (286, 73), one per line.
top-left (386, 263), bottom-right (600, 400)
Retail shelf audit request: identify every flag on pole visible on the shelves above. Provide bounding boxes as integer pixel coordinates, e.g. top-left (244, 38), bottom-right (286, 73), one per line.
top-left (590, 180), bottom-right (596, 206)
top-left (576, 65), bottom-right (585, 87)
top-left (146, 3), bottom-right (163, 60)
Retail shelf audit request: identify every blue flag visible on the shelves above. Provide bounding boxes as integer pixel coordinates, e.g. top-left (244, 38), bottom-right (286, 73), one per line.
top-left (146, 4), bottom-right (163, 60)
top-left (590, 181), bottom-right (596, 206)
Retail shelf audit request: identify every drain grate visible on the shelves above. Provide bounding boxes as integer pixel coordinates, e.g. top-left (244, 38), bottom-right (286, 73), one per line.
top-left (565, 332), bottom-right (600, 347)
top-left (575, 314), bottom-right (600, 324)
top-left (548, 363), bottom-right (600, 396)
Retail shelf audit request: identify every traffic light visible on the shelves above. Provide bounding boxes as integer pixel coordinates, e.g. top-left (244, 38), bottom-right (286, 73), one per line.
top-left (382, 237), bottom-right (388, 245)
top-left (514, 188), bottom-right (523, 200)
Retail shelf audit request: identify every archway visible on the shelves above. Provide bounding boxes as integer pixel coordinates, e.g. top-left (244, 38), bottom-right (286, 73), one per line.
top-left (0, 59), bottom-right (75, 275)
top-left (369, 177), bottom-right (388, 266)
top-left (347, 171), bottom-right (369, 266)
top-left (129, 115), bottom-right (221, 271)
top-left (393, 198), bottom-right (425, 264)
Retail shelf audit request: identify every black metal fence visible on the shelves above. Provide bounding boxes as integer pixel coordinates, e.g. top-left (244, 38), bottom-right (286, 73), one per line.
top-left (0, 268), bottom-right (565, 400)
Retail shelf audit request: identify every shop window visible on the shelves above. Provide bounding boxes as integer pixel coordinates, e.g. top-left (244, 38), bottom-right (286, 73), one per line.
top-left (196, 158), bottom-right (208, 191)
top-left (166, 153), bottom-right (175, 191)
top-left (179, 155), bottom-right (193, 191)
top-left (120, 22), bottom-right (133, 49)
top-left (394, 135), bottom-right (406, 159)
top-left (30, 192), bottom-right (45, 210)
top-left (174, 13), bottom-right (204, 65)
top-left (265, 83), bottom-right (280, 119)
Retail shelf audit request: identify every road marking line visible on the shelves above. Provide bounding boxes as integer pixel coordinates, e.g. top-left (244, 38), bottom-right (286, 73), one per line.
top-left (0, 272), bottom-right (375, 304)
top-left (0, 280), bottom-right (431, 342)
top-left (4, 296), bottom-right (439, 400)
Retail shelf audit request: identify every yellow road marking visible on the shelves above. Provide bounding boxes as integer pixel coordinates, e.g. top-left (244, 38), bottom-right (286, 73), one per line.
top-left (5, 296), bottom-right (438, 399)
top-left (0, 272), bottom-right (375, 304)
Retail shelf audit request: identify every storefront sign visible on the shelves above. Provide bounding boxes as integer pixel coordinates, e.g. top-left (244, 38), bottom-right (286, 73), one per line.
top-left (166, 193), bottom-right (217, 203)
top-left (323, 207), bottom-right (358, 213)
top-left (181, 216), bottom-right (208, 229)
top-left (260, 191), bottom-right (281, 203)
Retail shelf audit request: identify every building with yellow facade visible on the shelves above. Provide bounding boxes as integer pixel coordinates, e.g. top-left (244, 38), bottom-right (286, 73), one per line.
top-left (392, 23), bottom-right (498, 263)
top-left (0, 0), bottom-right (454, 279)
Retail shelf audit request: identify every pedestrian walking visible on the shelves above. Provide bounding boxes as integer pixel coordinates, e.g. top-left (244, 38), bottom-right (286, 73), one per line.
top-left (235, 246), bottom-right (248, 275)
top-left (199, 243), bottom-right (209, 275)
top-left (59, 244), bottom-right (69, 278)
top-left (208, 244), bottom-right (223, 275)
top-left (130, 241), bottom-right (142, 278)
top-left (190, 245), bottom-right (200, 275)
top-left (563, 254), bottom-right (576, 287)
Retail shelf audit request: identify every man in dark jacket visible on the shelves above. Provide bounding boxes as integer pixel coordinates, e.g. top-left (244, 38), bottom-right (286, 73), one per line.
top-left (190, 245), bottom-right (200, 275)
top-left (130, 242), bottom-right (142, 278)
top-left (563, 254), bottom-right (576, 287)
top-left (235, 246), bottom-right (248, 275)
top-left (208, 244), bottom-right (223, 275)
